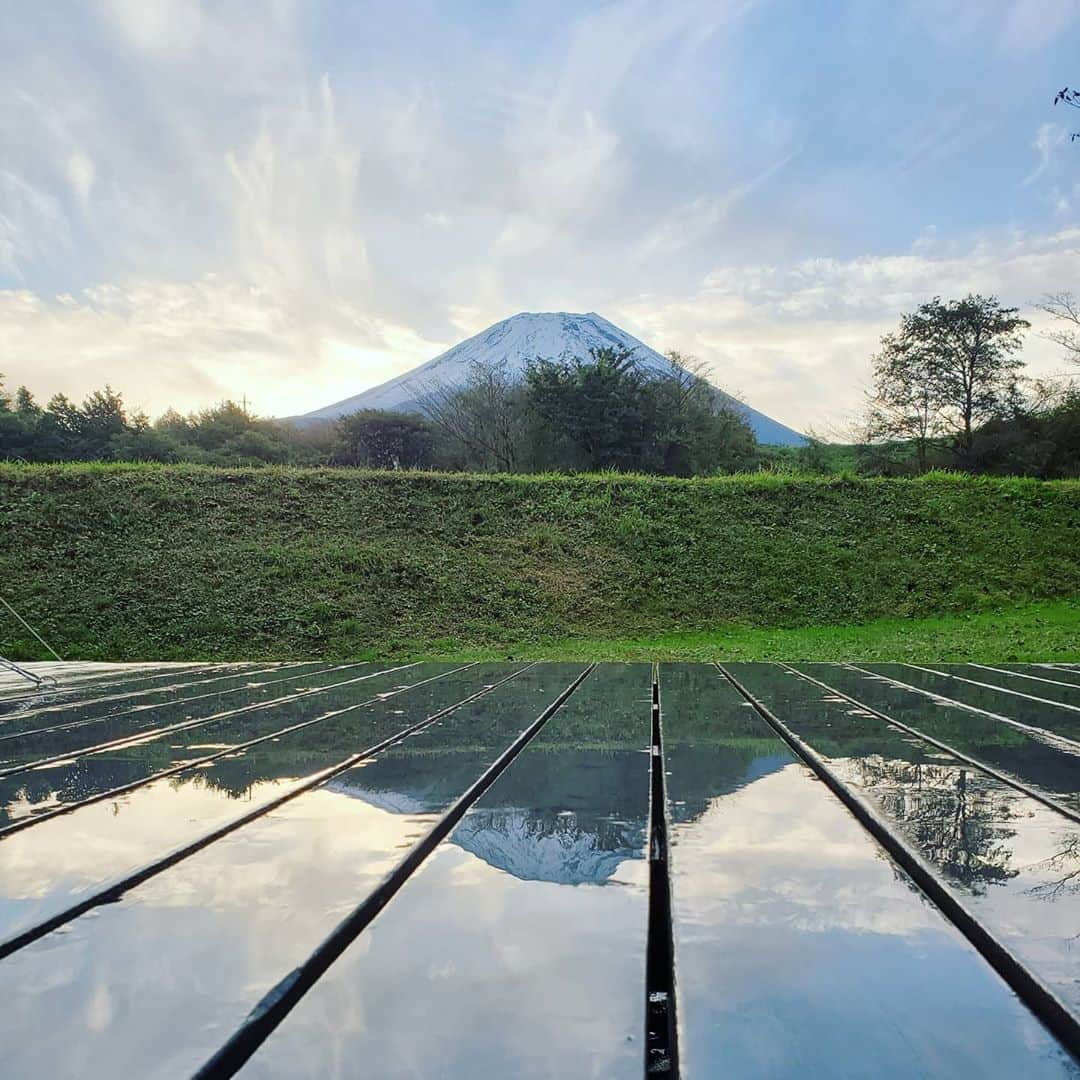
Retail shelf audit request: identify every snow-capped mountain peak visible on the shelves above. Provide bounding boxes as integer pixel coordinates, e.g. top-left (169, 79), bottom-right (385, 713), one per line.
top-left (298, 310), bottom-right (805, 445)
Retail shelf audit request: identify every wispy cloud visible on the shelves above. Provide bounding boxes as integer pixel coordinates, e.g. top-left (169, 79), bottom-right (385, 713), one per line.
top-left (615, 228), bottom-right (1080, 434)
top-left (1025, 123), bottom-right (1070, 185)
top-left (0, 0), bottom-right (1077, 425)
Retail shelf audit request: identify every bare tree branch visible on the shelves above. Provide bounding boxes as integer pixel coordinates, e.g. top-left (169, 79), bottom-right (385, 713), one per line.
top-left (1037, 291), bottom-right (1080, 366)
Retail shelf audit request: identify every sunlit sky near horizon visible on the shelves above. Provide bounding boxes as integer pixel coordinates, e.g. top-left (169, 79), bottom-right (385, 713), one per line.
top-left (2, 0), bottom-right (1078, 434)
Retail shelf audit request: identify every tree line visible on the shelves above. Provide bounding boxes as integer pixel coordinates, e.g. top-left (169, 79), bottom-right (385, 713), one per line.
top-left (0, 347), bottom-right (758, 476)
top-left (856, 292), bottom-right (1080, 477)
top-left (0, 387), bottom-right (320, 467)
top-left (2, 293), bottom-right (1079, 477)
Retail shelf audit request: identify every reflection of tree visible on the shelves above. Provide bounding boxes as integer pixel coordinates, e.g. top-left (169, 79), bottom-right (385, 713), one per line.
top-left (855, 756), bottom-right (1019, 894)
top-left (1026, 832), bottom-right (1080, 902)
top-left (731, 665), bottom-right (1026, 896)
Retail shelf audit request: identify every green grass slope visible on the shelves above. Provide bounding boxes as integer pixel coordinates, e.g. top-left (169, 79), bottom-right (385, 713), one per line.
top-left (1, 464), bottom-right (1078, 661)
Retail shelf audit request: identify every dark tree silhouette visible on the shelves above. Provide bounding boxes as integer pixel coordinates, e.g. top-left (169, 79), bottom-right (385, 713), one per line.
top-left (865, 295), bottom-right (1029, 465)
top-left (332, 409), bottom-right (434, 469)
top-left (1054, 86), bottom-right (1080, 141)
top-left (857, 758), bottom-right (1020, 894)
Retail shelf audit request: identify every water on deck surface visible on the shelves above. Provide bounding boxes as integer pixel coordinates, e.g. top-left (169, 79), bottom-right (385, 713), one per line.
top-left (0, 660), bottom-right (1077, 1079)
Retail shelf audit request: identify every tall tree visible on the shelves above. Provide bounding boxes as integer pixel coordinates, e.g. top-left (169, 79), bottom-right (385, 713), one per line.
top-left (924, 295), bottom-right (1028, 452)
top-left (14, 386), bottom-right (40, 417)
top-left (333, 410), bottom-right (434, 469)
top-left (77, 387), bottom-right (128, 457)
top-left (865, 331), bottom-right (948, 472)
top-left (418, 358), bottom-right (525, 472)
top-left (525, 346), bottom-right (650, 471)
top-left (866, 295), bottom-right (1029, 465)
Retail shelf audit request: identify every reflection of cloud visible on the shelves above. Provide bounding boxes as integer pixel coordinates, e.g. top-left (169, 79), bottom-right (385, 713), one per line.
top-left (0, 776), bottom-right (304, 916)
top-left (0, 785), bottom-right (445, 1077)
top-left (673, 764), bottom-right (939, 938)
top-left (218, 838), bottom-right (650, 1077)
top-left (669, 754), bottom-right (1080, 1074)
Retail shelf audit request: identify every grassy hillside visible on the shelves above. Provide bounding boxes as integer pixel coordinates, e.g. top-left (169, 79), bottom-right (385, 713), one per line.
top-left (1, 463), bottom-right (1078, 661)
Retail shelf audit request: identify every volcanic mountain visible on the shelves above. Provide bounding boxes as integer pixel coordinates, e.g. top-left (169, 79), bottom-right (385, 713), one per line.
top-left (299, 311), bottom-right (806, 446)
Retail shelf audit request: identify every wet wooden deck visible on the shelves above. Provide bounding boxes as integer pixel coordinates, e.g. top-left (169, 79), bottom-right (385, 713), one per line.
top-left (0, 660), bottom-right (1077, 1077)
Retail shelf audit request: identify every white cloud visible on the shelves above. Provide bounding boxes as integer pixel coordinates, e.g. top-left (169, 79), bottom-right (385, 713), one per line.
top-left (97, 0), bottom-right (206, 57)
top-left (1025, 123), bottom-right (1069, 186)
top-left (613, 228), bottom-right (1080, 435)
top-left (0, 278), bottom-right (445, 417)
top-left (0, 172), bottom-right (68, 278)
top-left (223, 75), bottom-right (370, 311)
top-left (66, 152), bottom-right (95, 210)
top-left (0, 0), bottom-right (1078, 436)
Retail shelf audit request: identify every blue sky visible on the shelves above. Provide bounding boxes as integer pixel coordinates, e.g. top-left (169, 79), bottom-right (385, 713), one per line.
top-left (1, 0), bottom-right (1078, 432)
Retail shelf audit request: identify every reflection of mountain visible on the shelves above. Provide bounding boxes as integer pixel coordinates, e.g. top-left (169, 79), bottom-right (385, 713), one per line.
top-left (326, 783), bottom-right (430, 815)
top-left (329, 753), bottom-right (491, 814)
top-left (331, 744), bottom-right (792, 885)
top-left (667, 746), bottom-right (790, 826)
top-left (454, 808), bottom-right (642, 885)
top-left (332, 748), bottom-right (651, 885)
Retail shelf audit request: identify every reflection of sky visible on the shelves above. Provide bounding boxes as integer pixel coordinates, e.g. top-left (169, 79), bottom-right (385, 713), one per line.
top-left (248, 841), bottom-right (649, 1079)
top-left (0, 770), bottom-right (314, 941)
top-left (0, 662), bottom-right (569, 943)
top-left (243, 744), bottom-right (651, 1080)
top-left (0, 785), bottom-right (438, 1078)
top-left (3, 660), bottom-right (1079, 1077)
top-left (731, 663), bottom-right (1080, 1011)
top-left (0, 660), bottom-right (580, 1079)
top-left (825, 752), bottom-right (1080, 1015)
top-left (671, 761), bottom-right (1079, 1078)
